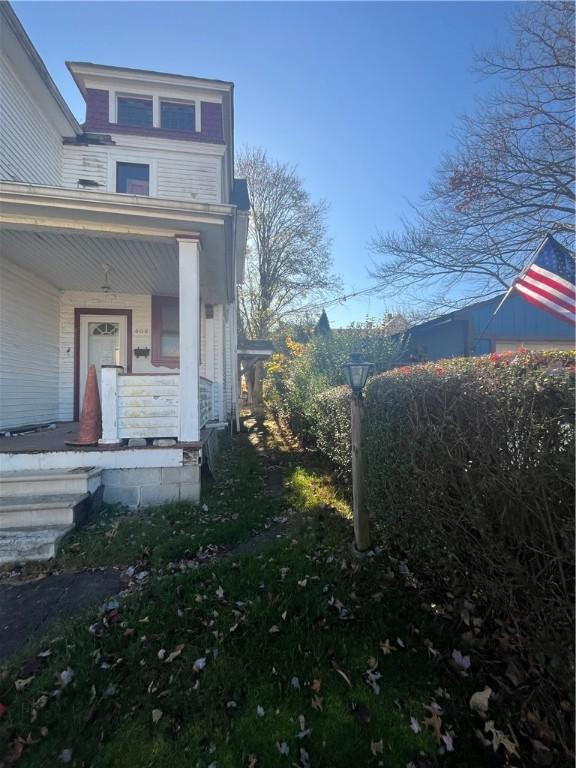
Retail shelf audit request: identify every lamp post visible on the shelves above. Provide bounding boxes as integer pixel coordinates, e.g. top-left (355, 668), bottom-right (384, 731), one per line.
top-left (341, 353), bottom-right (373, 552)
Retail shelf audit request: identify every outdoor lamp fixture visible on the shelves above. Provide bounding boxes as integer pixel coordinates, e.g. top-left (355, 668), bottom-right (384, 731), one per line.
top-left (100, 263), bottom-right (113, 294)
top-left (342, 353), bottom-right (373, 553)
top-left (342, 353), bottom-right (373, 397)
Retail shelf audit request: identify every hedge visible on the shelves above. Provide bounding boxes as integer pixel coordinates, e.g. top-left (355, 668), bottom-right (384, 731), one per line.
top-left (295, 351), bottom-right (575, 741)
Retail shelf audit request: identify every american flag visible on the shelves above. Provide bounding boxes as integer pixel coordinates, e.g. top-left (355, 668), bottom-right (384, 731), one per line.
top-left (514, 235), bottom-right (575, 326)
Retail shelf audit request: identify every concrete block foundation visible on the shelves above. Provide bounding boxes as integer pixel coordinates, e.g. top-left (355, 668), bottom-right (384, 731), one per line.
top-left (102, 464), bottom-right (201, 509)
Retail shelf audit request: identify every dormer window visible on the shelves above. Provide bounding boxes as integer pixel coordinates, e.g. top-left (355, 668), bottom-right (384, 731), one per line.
top-left (117, 96), bottom-right (152, 127)
top-left (160, 101), bottom-right (195, 131)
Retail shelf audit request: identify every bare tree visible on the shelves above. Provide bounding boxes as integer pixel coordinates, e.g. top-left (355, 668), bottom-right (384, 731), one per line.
top-left (370, 1), bottom-right (575, 312)
top-left (236, 147), bottom-right (340, 339)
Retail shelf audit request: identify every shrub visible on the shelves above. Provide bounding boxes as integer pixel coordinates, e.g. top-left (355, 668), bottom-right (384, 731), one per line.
top-left (295, 350), bottom-right (575, 741)
top-left (264, 327), bottom-right (400, 439)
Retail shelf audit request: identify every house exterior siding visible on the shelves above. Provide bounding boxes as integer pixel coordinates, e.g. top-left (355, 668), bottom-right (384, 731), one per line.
top-left (58, 292), bottom-right (222, 422)
top-left (62, 140), bottom-right (222, 203)
top-left (0, 50), bottom-right (63, 185)
top-left (0, 257), bottom-right (61, 429)
top-left (58, 292), bottom-right (177, 422)
top-left (400, 292), bottom-right (574, 362)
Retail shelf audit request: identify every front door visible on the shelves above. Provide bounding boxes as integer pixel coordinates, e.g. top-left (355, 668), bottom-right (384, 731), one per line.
top-left (78, 314), bottom-right (128, 407)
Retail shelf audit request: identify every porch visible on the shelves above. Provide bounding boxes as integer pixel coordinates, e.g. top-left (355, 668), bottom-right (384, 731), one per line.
top-left (0, 181), bottom-right (241, 445)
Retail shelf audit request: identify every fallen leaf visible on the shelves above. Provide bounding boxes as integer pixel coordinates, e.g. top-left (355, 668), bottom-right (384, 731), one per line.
top-left (469, 686), bottom-right (492, 717)
top-left (276, 741), bottom-right (289, 756)
top-left (165, 644), bottom-right (185, 664)
top-left (269, 625), bottom-right (280, 634)
top-left (311, 694), bottom-right (323, 711)
top-left (451, 649), bottom-right (471, 672)
top-left (485, 721), bottom-right (519, 756)
top-left (380, 639), bottom-right (396, 655)
top-left (367, 656), bottom-right (378, 670)
top-left (424, 711), bottom-right (443, 743)
top-left (291, 676), bottom-right (300, 690)
top-left (311, 679), bottom-right (321, 693)
top-left (331, 662), bottom-right (352, 687)
top-left (14, 677), bottom-right (34, 691)
top-left (247, 756), bottom-right (257, 768)
top-left (410, 716), bottom-right (421, 733)
top-left (370, 739), bottom-right (384, 756)
top-left (441, 733), bottom-right (455, 752)
top-left (216, 586), bottom-right (225, 599)
top-left (193, 657), bottom-right (207, 672)
top-left (256, 705), bottom-right (265, 717)
top-left (152, 708), bottom-right (163, 724)
top-left (365, 669), bottom-right (381, 695)
top-left (59, 748), bottom-right (73, 763)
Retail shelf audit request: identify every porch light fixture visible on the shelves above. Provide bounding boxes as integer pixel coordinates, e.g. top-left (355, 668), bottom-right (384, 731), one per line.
top-left (342, 353), bottom-right (373, 553)
top-left (100, 264), bottom-right (113, 294)
top-left (341, 353), bottom-right (373, 397)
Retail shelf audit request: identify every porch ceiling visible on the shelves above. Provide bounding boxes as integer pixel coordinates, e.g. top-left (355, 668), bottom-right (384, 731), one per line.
top-left (1, 227), bottom-right (227, 301)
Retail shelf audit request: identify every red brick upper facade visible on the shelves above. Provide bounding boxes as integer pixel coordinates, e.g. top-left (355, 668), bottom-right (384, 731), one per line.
top-left (84, 87), bottom-right (225, 144)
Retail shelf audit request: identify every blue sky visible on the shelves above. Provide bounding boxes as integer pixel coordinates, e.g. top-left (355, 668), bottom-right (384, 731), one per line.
top-left (14, 1), bottom-right (517, 326)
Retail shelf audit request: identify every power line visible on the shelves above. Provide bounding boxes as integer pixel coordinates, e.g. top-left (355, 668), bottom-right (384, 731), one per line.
top-left (294, 281), bottom-right (390, 316)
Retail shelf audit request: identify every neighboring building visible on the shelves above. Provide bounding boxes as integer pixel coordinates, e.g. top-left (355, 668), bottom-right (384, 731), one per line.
top-left (0, 3), bottom-right (249, 560)
top-left (398, 292), bottom-right (574, 363)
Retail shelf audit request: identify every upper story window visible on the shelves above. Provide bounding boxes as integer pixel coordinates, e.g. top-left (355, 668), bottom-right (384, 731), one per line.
top-left (117, 96), bottom-right (153, 127)
top-left (160, 101), bottom-right (196, 131)
top-left (116, 162), bottom-right (149, 195)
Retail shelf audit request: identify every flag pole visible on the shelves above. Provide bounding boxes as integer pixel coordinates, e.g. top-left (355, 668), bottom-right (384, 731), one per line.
top-left (492, 234), bottom-right (551, 317)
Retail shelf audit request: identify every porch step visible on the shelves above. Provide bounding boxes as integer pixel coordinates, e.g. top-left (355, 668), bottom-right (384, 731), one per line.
top-left (0, 493), bottom-right (91, 530)
top-left (0, 467), bottom-right (102, 497)
top-left (0, 526), bottom-right (74, 564)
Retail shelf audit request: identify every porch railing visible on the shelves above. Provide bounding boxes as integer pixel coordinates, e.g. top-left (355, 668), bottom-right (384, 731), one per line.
top-left (99, 367), bottom-right (215, 444)
top-left (200, 376), bottom-right (214, 428)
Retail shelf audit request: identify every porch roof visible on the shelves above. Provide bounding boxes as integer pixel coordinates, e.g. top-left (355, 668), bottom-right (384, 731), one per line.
top-left (0, 181), bottom-right (240, 302)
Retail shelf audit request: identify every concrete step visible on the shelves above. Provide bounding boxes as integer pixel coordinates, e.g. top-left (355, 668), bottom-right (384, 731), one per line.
top-left (0, 493), bottom-right (90, 529)
top-left (0, 526), bottom-right (73, 564)
top-left (0, 467), bottom-right (102, 498)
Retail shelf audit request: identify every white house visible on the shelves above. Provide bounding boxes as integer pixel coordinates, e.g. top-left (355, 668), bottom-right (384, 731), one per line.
top-left (0, 2), bottom-right (249, 561)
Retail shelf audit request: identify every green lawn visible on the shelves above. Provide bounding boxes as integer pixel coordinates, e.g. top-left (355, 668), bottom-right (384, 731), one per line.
top-left (0, 417), bottom-right (488, 767)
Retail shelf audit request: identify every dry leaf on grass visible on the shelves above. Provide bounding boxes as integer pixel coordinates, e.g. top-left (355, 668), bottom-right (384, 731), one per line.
top-left (164, 644), bottom-right (185, 664)
top-left (370, 739), bottom-right (384, 756)
top-left (485, 721), bottom-right (520, 756)
top-left (469, 686), bottom-right (492, 717)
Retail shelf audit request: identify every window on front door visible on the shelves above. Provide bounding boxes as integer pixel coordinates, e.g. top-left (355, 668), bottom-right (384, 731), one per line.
top-left (151, 296), bottom-right (179, 367)
top-left (116, 162), bottom-right (150, 195)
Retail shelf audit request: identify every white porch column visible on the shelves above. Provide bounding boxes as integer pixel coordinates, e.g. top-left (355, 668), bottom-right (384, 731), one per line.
top-left (177, 235), bottom-right (201, 442)
top-left (99, 365), bottom-right (122, 445)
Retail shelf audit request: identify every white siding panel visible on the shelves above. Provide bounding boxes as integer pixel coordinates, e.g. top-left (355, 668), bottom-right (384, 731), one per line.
top-left (61, 145), bottom-right (107, 190)
top-left (0, 51), bottom-right (63, 185)
top-left (117, 374), bottom-right (179, 438)
top-left (0, 257), bottom-right (60, 429)
top-left (62, 144), bottom-right (220, 203)
top-left (58, 292), bottom-right (176, 421)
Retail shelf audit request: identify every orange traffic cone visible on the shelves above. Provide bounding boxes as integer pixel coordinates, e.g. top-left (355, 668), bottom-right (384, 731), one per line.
top-left (66, 365), bottom-right (102, 446)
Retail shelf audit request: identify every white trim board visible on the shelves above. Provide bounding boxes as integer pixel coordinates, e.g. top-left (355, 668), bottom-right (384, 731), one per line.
top-left (0, 447), bottom-right (187, 472)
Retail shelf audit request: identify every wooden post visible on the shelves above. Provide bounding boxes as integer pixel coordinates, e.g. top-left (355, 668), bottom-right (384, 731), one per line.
top-left (351, 392), bottom-right (370, 551)
top-left (99, 365), bottom-right (123, 445)
top-left (176, 235), bottom-right (201, 442)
